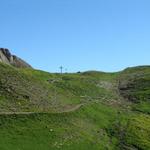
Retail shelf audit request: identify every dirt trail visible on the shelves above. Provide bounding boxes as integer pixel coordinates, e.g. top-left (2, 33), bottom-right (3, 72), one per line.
top-left (58, 104), bottom-right (84, 113)
top-left (0, 104), bottom-right (84, 115)
top-left (0, 112), bottom-right (36, 115)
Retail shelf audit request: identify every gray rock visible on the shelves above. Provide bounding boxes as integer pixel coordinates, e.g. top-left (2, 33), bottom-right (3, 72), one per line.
top-left (0, 48), bottom-right (32, 68)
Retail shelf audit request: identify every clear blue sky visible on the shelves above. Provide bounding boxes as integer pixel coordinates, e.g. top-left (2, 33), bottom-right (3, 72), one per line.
top-left (0, 0), bottom-right (150, 72)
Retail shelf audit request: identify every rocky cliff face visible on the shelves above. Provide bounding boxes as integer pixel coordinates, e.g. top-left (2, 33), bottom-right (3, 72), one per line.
top-left (0, 48), bottom-right (32, 68)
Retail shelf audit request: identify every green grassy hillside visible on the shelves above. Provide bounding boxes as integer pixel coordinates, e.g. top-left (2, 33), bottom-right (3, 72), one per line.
top-left (0, 62), bottom-right (120, 112)
top-left (0, 63), bottom-right (150, 150)
top-left (119, 66), bottom-right (150, 114)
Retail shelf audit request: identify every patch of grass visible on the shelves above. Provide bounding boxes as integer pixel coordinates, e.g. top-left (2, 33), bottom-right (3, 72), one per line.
top-left (125, 114), bottom-right (150, 150)
top-left (132, 101), bottom-right (150, 114)
top-left (0, 103), bottom-right (119, 150)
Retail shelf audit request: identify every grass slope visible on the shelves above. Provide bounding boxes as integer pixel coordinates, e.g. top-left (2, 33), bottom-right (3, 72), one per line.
top-left (0, 63), bottom-right (150, 150)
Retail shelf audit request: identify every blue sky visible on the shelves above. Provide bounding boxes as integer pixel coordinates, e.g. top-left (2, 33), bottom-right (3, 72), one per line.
top-left (0, 0), bottom-right (150, 72)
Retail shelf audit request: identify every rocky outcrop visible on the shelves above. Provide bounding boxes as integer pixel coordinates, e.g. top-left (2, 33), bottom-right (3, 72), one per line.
top-left (0, 48), bottom-right (32, 68)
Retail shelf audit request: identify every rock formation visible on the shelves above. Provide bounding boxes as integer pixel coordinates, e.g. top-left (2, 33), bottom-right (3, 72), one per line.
top-left (0, 48), bottom-right (32, 68)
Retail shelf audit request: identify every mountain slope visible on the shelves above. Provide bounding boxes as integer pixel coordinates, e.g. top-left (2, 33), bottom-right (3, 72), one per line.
top-left (0, 62), bottom-right (121, 112)
top-left (0, 57), bottom-right (150, 150)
